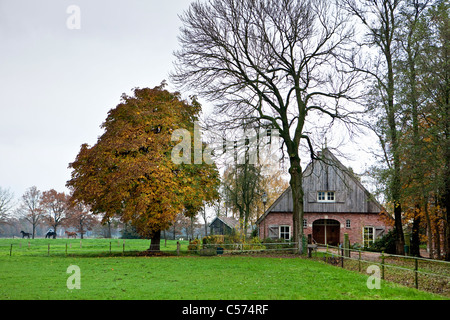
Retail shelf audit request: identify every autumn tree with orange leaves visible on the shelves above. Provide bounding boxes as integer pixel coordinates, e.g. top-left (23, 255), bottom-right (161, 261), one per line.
top-left (64, 202), bottom-right (98, 239)
top-left (41, 189), bottom-right (71, 239)
top-left (67, 83), bottom-right (220, 251)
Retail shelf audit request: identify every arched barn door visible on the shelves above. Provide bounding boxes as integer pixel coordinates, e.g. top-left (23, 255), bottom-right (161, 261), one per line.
top-left (312, 219), bottom-right (340, 246)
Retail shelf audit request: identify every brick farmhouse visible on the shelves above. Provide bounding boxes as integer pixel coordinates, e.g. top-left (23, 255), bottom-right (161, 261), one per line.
top-left (256, 149), bottom-right (393, 247)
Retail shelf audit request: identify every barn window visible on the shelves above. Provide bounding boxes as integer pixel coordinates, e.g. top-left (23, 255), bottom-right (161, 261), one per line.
top-left (279, 225), bottom-right (291, 240)
top-left (346, 219), bottom-right (351, 228)
top-left (317, 191), bottom-right (335, 203)
top-left (303, 219), bottom-right (307, 228)
top-left (363, 226), bottom-right (375, 247)
top-left (327, 192), bottom-right (335, 201)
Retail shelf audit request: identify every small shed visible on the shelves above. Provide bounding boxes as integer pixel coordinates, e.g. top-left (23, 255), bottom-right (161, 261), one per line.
top-left (209, 216), bottom-right (239, 235)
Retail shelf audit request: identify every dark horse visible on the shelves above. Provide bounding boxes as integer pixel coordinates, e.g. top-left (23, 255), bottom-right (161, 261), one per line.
top-left (20, 231), bottom-right (31, 238)
top-left (45, 231), bottom-right (56, 239)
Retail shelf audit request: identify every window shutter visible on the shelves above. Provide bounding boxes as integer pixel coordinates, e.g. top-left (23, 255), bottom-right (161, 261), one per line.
top-left (268, 225), bottom-right (279, 239)
top-left (375, 227), bottom-right (385, 238)
top-left (335, 191), bottom-right (346, 203)
top-left (307, 192), bottom-right (316, 203)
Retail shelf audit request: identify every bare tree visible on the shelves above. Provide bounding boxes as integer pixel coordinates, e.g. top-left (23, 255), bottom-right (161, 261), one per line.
top-left (16, 186), bottom-right (44, 239)
top-left (343, 0), bottom-right (406, 254)
top-left (172, 0), bottom-right (363, 252)
top-left (0, 187), bottom-right (14, 224)
top-left (222, 161), bottom-right (264, 235)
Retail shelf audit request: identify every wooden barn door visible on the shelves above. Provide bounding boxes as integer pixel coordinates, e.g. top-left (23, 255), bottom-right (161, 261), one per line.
top-left (312, 219), bottom-right (340, 246)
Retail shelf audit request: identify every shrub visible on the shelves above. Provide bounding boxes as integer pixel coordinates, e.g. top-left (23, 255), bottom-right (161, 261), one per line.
top-left (188, 238), bottom-right (201, 251)
top-left (202, 235), bottom-right (224, 245)
top-left (365, 230), bottom-right (397, 254)
top-left (243, 237), bottom-right (265, 251)
top-left (201, 235), bottom-right (265, 252)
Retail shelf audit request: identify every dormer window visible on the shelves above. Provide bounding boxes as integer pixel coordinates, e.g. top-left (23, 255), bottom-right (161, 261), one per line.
top-left (317, 191), bottom-right (335, 203)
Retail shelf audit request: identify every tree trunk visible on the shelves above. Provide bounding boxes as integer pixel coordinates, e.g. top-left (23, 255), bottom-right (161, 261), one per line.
top-left (424, 201), bottom-right (434, 259)
top-left (289, 155), bottom-right (304, 254)
top-left (173, 223), bottom-right (176, 240)
top-left (79, 221), bottom-right (85, 240)
top-left (444, 140), bottom-right (450, 261)
top-left (388, 75), bottom-right (405, 256)
top-left (444, 177), bottom-right (450, 261)
top-left (149, 230), bottom-right (161, 252)
top-left (107, 220), bottom-right (112, 238)
top-left (410, 207), bottom-right (421, 257)
top-left (435, 220), bottom-right (441, 260)
top-left (444, 219), bottom-right (449, 261)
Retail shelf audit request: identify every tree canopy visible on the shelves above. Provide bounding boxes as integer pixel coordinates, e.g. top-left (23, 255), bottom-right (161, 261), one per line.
top-left (67, 83), bottom-right (220, 250)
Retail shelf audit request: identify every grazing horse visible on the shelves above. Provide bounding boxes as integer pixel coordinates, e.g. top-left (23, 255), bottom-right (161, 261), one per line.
top-left (20, 231), bottom-right (31, 239)
top-left (45, 231), bottom-right (56, 239)
top-left (65, 231), bottom-right (77, 239)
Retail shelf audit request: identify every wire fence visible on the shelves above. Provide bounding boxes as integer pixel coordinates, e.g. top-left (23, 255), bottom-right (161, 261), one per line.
top-left (2, 238), bottom-right (449, 297)
top-left (1, 239), bottom-right (181, 257)
top-left (311, 243), bottom-right (450, 297)
top-left (0, 238), bottom-right (298, 257)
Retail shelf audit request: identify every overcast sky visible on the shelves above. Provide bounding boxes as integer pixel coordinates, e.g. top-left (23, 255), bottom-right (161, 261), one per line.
top-left (0, 0), bottom-right (378, 204)
top-left (0, 0), bottom-right (197, 199)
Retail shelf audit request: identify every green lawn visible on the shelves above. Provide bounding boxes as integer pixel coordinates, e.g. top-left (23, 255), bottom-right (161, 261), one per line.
top-left (0, 243), bottom-right (446, 300)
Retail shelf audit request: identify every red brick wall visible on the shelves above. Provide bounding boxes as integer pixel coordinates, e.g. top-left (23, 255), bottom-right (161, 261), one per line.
top-left (258, 213), bottom-right (293, 239)
top-left (258, 212), bottom-right (392, 245)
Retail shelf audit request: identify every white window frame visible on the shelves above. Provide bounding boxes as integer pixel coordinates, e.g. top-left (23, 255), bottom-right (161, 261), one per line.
top-left (303, 219), bottom-right (307, 228)
top-left (279, 225), bottom-right (291, 240)
top-left (363, 226), bottom-right (375, 247)
top-left (317, 191), bottom-right (336, 203)
top-left (346, 219), bottom-right (351, 228)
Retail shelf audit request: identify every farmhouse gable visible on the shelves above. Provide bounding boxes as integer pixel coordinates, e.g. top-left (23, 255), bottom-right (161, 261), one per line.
top-left (257, 149), bottom-right (391, 246)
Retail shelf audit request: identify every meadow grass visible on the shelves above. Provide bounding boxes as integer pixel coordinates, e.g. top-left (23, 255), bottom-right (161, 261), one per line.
top-left (0, 238), bottom-right (445, 300)
top-left (0, 238), bottom-right (187, 257)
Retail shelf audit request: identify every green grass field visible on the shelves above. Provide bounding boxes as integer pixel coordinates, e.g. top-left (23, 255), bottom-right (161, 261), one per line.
top-left (0, 238), bottom-right (446, 300)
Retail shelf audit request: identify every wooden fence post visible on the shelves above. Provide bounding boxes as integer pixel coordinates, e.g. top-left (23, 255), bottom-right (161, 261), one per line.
top-left (344, 233), bottom-right (350, 258)
top-left (177, 241), bottom-right (180, 256)
top-left (381, 251), bottom-right (385, 280)
top-left (65, 243), bottom-right (68, 256)
top-left (358, 250), bottom-right (361, 272)
top-left (414, 258), bottom-right (419, 289)
top-left (9, 244), bottom-right (13, 256)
